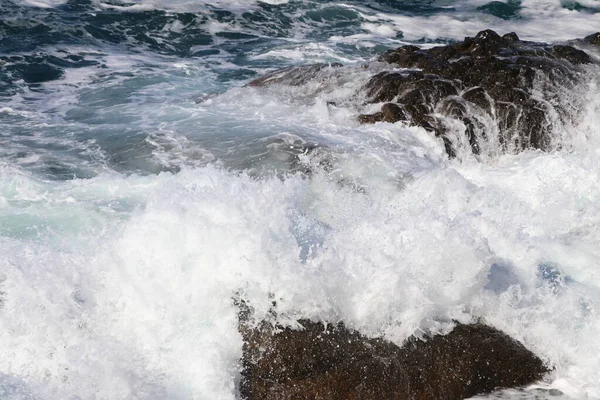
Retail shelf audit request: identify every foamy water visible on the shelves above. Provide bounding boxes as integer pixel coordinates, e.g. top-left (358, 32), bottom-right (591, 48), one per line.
top-left (1, 0), bottom-right (600, 399)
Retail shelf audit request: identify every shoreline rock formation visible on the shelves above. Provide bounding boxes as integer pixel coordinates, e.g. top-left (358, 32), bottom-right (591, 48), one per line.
top-left (238, 300), bottom-right (549, 400)
top-left (238, 35), bottom-right (598, 395)
top-left (361, 29), bottom-right (592, 156)
top-left (249, 29), bottom-right (600, 158)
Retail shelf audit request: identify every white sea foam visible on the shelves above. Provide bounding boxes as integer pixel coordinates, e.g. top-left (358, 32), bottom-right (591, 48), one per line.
top-left (249, 42), bottom-right (361, 63)
top-left (93, 0), bottom-right (289, 13)
top-left (20, 0), bottom-right (289, 12)
top-left (21, 0), bottom-right (69, 8)
top-left (2, 60), bottom-right (600, 398)
top-left (353, 0), bottom-right (600, 43)
top-left (1, 136), bottom-right (600, 399)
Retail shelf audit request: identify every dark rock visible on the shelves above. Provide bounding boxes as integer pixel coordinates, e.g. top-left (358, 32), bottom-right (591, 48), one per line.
top-left (358, 103), bottom-right (407, 124)
top-left (379, 45), bottom-right (426, 66)
top-left (551, 45), bottom-right (592, 64)
top-left (368, 29), bottom-right (592, 156)
top-left (462, 86), bottom-right (492, 113)
top-left (247, 63), bottom-right (343, 87)
top-left (438, 97), bottom-right (468, 120)
top-left (381, 103), bottom-right (407, 123)
top-left (363, 70), bottom-right (424, 103)
top-left (583, 32), bottom-right (600, 46)
top-left (358, 111), bottom-right (385, 124)
top-left (468, 29), bottom-right (510, 56)
top-left (522, 99), bottom-right (552, 150)
top-left (247, 29), bottom-right (595, 158)
top-left (362, 71), bottom-right (459, 131)
top-left (502, 32), bottom-right (520, 42)
top-left (437, 97), bottom-right (486, 154)
top-left (238, 302), bottom-right (549, 400)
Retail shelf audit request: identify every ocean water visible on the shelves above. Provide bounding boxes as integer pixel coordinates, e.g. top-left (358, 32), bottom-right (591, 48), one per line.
top-left (1, 0), bottom-right (600, 399)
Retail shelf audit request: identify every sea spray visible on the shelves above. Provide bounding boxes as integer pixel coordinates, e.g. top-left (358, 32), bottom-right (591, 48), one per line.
top-left (1, 1), bottom-right (600, 399)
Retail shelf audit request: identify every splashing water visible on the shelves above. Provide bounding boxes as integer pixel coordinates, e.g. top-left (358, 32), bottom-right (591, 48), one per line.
top-left (1, 0), bottom-right (600, 399)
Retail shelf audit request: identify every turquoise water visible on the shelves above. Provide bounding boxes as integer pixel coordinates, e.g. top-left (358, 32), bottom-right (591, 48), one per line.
top-left (1, 1), bottom-right (600, 399)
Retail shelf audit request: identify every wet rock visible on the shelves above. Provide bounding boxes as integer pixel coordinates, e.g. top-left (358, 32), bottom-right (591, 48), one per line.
top-left (551, 45), bottom-right (592, 64)
top-left (247, 63), bottom-right (343, 87)
top-left (437, 96), bottom-right (486, 154)
top-left (239, 302), bottom-right (549, 400)
top-left (438, 97), bottom-right (469, 120)
top-left (583, 32), bottom-right (600, 46)
top-left (369, 29), bottom-right (593, 155)
top-left (358, 102), bottom-right (406, 124)
top-left (247, 29), bottom-right (597, 157)
top-left (462, 86), bottom-right (492, 113)
top-left (361, 71), bottom-right (459, 134)
top-left (378, 44), bottom-right (423, 66)
top-left (502, 32), bottom-right (520, 42)
top-left (365, 71), bottom-right (459, 105)
top-left (381, 102), bottom-right (407, 123)
top-left (358, 111), bottom-right (386, 124)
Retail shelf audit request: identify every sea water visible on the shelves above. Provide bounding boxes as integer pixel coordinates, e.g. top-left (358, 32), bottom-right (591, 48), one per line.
top-left (1, 0), bottom-right (600, 398)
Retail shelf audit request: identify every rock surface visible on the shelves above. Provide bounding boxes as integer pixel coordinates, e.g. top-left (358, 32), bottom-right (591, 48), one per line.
top-left (360, 29), bottom-right (592, 156)
top-left (583, 32), bottom-right (600, 46)
top-left (238, 302), bottom-right (549, 400)
top-left (248, 29), bottom-right (598, 158)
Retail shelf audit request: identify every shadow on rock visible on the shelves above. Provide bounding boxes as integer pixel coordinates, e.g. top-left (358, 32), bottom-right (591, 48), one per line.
top-left (237, 299), bottom-right (549, 400)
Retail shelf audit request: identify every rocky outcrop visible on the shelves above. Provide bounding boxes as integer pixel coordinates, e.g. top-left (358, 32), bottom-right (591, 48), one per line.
top-left (248, 29), bottom-right (598, 158)
top-left (360, 29), bottom-right (593, 156)
top-left (238, 301), bottom-right (549, 400)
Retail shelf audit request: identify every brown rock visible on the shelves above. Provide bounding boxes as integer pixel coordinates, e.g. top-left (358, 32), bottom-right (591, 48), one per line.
top-left (551, 45), bottom-right (593, 64)
top-left (358, 111), bottom-right (385, 124)
top-left (502, 32), bottom-right (520, 42)
top-left (238, 301), bottom-right (549, 400)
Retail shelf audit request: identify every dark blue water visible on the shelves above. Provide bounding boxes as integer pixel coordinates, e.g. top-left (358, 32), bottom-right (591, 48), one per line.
top-left (2, 0), bottom-right (600, 177)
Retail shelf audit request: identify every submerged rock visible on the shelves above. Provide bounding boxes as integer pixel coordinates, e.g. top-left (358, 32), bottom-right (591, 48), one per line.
top-left (238, 301), bottom-right (549, 400)
top-left (247, 63), bottom-right (343, 87)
